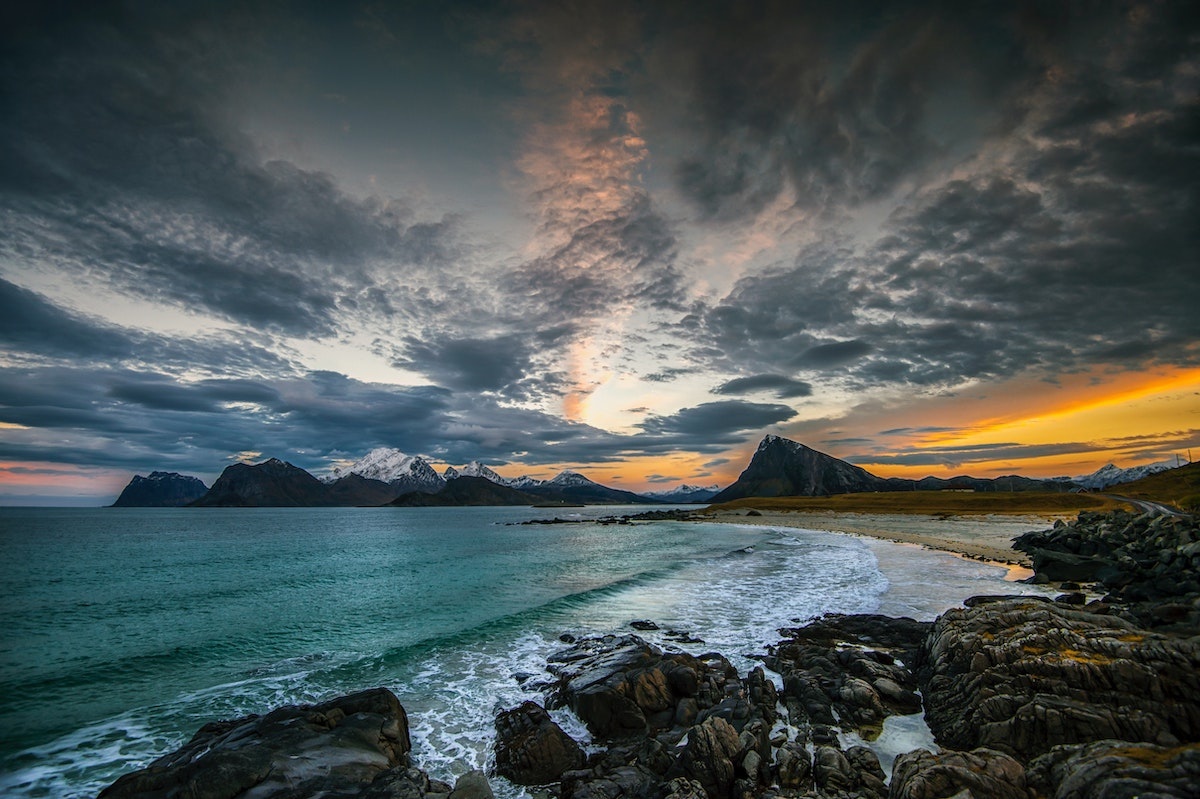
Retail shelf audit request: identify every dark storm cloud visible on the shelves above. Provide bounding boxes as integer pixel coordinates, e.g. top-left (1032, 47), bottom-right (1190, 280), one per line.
top-left (0, 278), bottom-right (135, 360)
top-left (397, 335), bottom-right (536, 393)
top-left (664, 1), bottom-right (1058, 219)
top-left (682, 3), bottom-right (1199, 389)
top-left (639, 400), bottom-right (796, 439)
top-left (711, 374), bottom-right (813, 399)
top-left (0, 365), bottom-right (457, 472)
top-left (0, 5), bottom-right (463, 336)
top-left (792, 341), bottom-right (872, 369)
top-left (0, 276), bottom-right (297, 374)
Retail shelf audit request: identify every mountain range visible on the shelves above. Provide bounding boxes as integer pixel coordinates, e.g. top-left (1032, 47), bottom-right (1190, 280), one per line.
top-left (156, 452), bottom-right (667, 508)
top-left (109, 438), bottom-right (1188, 508)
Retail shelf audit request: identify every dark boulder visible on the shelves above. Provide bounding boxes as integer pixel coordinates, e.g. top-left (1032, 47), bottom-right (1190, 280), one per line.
top-left (493, 701), bottom-right (584, 786)
top-left (811, 744), bottom-right (885, 799)
top-left (889, 747), bottom-right (1029, 799)
top-left (547, 635), bottom-right (740, 742)
top-left (99, 688), bottom-right (411, 798)
top-left (666, 716), bottom-right (742, 799)
top-left (447, 770), bottom-right (494, 799)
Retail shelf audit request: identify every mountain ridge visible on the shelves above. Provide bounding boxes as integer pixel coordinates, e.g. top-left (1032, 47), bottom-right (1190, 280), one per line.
top-left (111, 471), bottom-right (209, 507)
top-left (712, 435), bottom-right (1081, 502)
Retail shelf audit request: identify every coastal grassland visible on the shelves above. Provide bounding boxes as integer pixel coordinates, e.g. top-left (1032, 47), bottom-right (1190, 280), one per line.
top-left (703, 490), bottom-right (1128, 516)
top-left (1110, 461), bottom-right (1200, 511)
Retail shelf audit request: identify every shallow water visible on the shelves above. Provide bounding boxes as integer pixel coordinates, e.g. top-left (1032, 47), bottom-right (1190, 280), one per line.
top-left (0, 506), bottom-right (1049, 797)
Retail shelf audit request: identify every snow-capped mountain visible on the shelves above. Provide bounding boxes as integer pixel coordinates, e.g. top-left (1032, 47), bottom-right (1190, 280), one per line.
top-left (444, 461), bottom-right (509, 485)
top-left (1073, 460), bottom-right (1178, 490)
top-left (507, 475), bottom-right (546, 490)
top-left (643, 484), bottom-right (721, 503)
top-left (326, 448), bottom-right (445, 492)
top-left (547, 470), bottom-right (597, 487)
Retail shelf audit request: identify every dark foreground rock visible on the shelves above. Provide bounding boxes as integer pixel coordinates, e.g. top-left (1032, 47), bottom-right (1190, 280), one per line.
top-left (98, 688), bottom-right (492, 799)
top-left (889, 747), bottom-right (1028, 799)
top-left (1027, 740), bottom-right (1200, 798)
top-left (493, 701), bottom-right (584, 785)
top-left (919, 596), bottom-right (1200, 762)
top-left (767, 614), bottom-right (929, 738)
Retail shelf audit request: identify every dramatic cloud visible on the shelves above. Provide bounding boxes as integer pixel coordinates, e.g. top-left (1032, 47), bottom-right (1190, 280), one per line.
top-left (712, 374), bottom-right (813, 399)
top-left (664, 2), bottom-right (1059, 220)
top-left (1, 2), bottom-right (1195, 500)
top-left (0, 278), bottom-right (135, 362)
top-left (640, 400), bottom-right (796, 440)
top-left (0, 6), bottom-right (465, 337)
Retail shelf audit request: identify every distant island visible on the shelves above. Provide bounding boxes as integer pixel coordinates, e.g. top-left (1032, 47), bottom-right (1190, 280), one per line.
top-left (109, 436), bottom-right (1185, 508)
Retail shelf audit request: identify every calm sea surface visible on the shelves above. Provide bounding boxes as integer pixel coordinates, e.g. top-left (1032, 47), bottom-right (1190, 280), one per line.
top-left (0, 506), bottom-right (1046, 797)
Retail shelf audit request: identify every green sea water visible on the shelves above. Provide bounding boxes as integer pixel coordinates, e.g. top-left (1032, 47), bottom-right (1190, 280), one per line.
top-left (0, 505), bottom-right (1047, 797)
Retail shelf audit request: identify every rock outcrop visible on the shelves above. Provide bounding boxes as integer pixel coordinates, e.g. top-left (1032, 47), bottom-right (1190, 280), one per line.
top-left (919, 596), bottom-right (1200, 762)
top-left (493, 701), bottom-right (584, 785)
top-left (1014, 510), bottom-right (1200, 631)
top-left (889, 747), bottom-right (1029, 799)
top-left (100, 688), bottom-right (421, 798)
top-left (766, 613), bottom-right (928, 737)
top-left (98, 687), bottom-right (497, 799)
top-left (1027, 740), bottom-right (1200, 799)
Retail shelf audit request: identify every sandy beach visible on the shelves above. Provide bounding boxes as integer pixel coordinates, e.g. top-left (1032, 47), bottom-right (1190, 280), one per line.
top-left (703, 508), bottom-right (1066, 569)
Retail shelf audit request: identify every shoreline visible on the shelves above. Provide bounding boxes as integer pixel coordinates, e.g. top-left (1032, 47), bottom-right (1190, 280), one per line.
top-left (699, 508), bottom-right (1064, 569)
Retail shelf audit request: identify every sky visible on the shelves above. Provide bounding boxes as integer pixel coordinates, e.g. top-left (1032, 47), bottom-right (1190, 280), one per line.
top-left (1, 1), bottom-right (1198, 505)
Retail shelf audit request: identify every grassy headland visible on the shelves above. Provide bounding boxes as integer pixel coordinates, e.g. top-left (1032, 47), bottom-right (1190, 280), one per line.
top-left (703, 490), bottom-right (1129, 517)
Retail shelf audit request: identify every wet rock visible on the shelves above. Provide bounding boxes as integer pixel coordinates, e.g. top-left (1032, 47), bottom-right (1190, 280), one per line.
top-left (494, 701), bottom-right (585, 786)
top-left (1027, 740), bottom-right (1200, 799)
top-left (1029, 549), bottom-right (1107, 582)
top-left (547, 635), bottom-right (737, 742)
top-left (560, 763), bottom-right (661, 799)
top-left (889, 748), bottom-right (1029, 799)
top-left (919, 596), bottom-right (1200, 762)
top-left (766, 614), bottom-right (926, 737)
top-left (667, 716), bottom-right (742, 799)
top-left (630, 620), bottom-right (660, 631)
top-left (99, 688), bottom-right (411, 799)
top-left (776, 613), bottom-right (930, 663)
top-left (773, 742), bottom-right (812, 790)
top-left (448, 770), bottom-right (494, 799)
top-left (661, 777), bottom-right (707, 799)
top-left (811, 745), bottom-right (885, 798)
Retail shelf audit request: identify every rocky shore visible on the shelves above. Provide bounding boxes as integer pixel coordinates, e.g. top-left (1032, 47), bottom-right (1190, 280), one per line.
top-left (99, 510), bottom-right (1200, 799)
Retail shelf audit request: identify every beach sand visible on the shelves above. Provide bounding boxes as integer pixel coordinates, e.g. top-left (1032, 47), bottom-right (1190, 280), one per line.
top-left (703, 508), bottom-right (1066, 569)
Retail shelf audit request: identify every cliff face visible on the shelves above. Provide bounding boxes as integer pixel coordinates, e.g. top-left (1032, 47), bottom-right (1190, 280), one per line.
top-left (710, 436), bottom-right (885, 502)
top-left (110, 472), bottom-right (209, 507)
